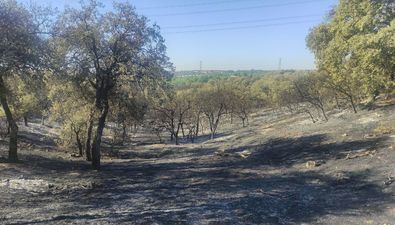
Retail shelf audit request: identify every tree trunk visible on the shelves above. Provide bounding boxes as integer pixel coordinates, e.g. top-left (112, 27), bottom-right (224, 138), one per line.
top-left (209, 117), bottom-right (219, 140)
top-left (175, 134), bottom-right (179, 145)
top-left (121, 122), bottom-right (127, 145)
top-left (208, 116), bottom-right (215, 139)
top-left (175, 123), bottom-right (182, 145)
top-left (305, 110), bottom-right (316, 123)
top-left (210, 131), bottom-right (215, 139)
top-left (320, 106), bottom-right (328, 121)
top-left (348, 95), bottom-right (357, 113)
top-left (195, 114), bottom-right (200, 137)
top-left (23, 115), bottom-right (28, 127)
top-left (0, 77), bottom-right (18, 162)
top-left (85, 112), bottom-right (94, 161)
top-left (75, 131), bottom-right (83, 157)
top-left (181, 124), bottom-right (185, 138)
top-left (91, 104), bottom-right (109, 170)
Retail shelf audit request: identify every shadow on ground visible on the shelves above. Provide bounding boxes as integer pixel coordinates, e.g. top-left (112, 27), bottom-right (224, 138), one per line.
top-left (223, 134), bottom-right (387, 168)
top-left (2, 133), bottom-right (393, 224)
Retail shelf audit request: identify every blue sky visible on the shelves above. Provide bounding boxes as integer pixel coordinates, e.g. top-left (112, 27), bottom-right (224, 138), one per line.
top-left (20, 0), bottom-right (338, 71)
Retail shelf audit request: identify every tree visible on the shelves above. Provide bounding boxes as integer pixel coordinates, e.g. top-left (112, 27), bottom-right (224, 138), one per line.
top-left (54, 0), bottom-right (172, 169)
top-left (307, 0), bottom-right (395, 110)
top-left (293, 73), bottom-right (330, 121)
top-left (197, 81), bottom-right (228, 139)
top-left (109, 86), bottom-right (148, 145)
top-left (152, 90), bottom-right (191, 145)
top-left (0, 0), bottom-right (48, 162)
top-left (48, 78), bottom-right (93, 157)
top-left (183, 86), bottom-right (203, 143)
top-left (5, 75), bottom-right (47, 126)
top-left (225, 78), bottom-right (255, 127)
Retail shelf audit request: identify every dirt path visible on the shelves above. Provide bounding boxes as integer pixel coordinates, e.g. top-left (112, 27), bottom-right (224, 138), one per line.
top-left (0, 106), bottom-right (394, 224)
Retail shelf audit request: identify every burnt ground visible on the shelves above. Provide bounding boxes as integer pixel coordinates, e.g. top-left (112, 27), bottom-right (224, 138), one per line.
top-left (0, 104), bottom-right (394, 225)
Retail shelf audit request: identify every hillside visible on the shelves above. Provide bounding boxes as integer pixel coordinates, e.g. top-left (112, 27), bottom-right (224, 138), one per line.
top-left (1, 100), bottom-right (394, 224)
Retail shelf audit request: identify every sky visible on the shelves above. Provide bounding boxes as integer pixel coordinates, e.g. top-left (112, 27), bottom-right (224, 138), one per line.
top-left (19, 0), bottom-right (338, 71)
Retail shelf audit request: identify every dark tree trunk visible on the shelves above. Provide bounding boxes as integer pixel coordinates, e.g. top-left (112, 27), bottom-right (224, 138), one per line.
top-left (195, 114), bottom-right (200, 137)
top-left (91, 104), bottom-right (109, 170)
top-left (175, 123), bottom-right (181, 145)
top-left (320, 106), bottom-right (328, 121)
top-left (75, 131), bottom-right (83, 157)
top-left (208, 116), bottom-right (215, 139)
top-left (0, 77), bottom-right (18, 162)
top-left (349, 95), bottom-right (357, 113)
top-left (121, 122), bottom-right (127, 145)
top-left (170, 133), bottom-right (174, 141)
top-left (208, 117), bottom-right (217, 140)
top-left (181, 124), bottom-right (185, 138)
top-left (209, 116), bottom-right (219, 140)
top-left (23, 115), bottom-right (28, 127)
top-left (305, 110), bottom-right (316, 123)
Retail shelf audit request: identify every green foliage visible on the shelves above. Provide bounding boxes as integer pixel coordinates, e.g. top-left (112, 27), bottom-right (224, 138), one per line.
top-left (171, 70), bottom-right (309, 88)
top-left (307, 0), bottom-right (395, 105)
top-left (48, 77), bottom-right (93, 152)
top-left (0, 0), bottom-right (50, 161)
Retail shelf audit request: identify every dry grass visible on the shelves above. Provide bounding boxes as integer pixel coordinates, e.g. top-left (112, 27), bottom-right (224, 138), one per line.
top-left (373, 122), bottom-right (395, 136)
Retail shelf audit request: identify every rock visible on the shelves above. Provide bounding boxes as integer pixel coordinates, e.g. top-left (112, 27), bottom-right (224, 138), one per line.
top-left (238, 150), bottom-right (252, 159)
top-left (305, 160), bottom-right (324, 169)
top-left (215, 150), bottom-right (231, 157)
top-left (363, 134), bottom-right (376, 139)
top-left (333, 172), bottom-right (350, 185)
top-left (384, 176), bottom-right (395, 186)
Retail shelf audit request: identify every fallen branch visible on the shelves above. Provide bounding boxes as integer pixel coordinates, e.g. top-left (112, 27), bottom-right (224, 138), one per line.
top-left (346, 149), bottom-right (377, 160)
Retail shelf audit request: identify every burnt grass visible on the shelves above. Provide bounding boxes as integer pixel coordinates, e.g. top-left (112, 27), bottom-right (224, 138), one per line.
top-left (0, 105), bottom-right (395, 224)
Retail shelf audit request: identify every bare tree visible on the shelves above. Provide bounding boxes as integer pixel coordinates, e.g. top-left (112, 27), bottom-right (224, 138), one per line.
top-left (293, 73), bottom-right (329, 121)
top-left (153, 92), bottom-right (191, 145)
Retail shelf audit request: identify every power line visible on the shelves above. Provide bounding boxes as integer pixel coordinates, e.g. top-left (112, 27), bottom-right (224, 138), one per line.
top-left (148, 0), bottom-right (328, 17)
top-left (162, 14), bottom-right (322, 29)
top-left (140, 0), bottom-right (264, 10)
top-left (164, 19), bottom-right (320, 34)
